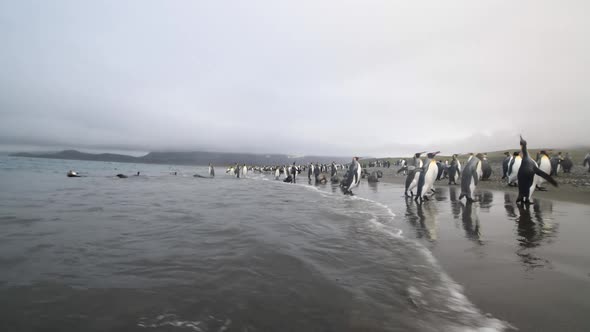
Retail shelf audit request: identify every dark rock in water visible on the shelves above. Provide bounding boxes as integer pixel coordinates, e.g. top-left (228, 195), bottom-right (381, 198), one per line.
top-left (193, 174), bottom-right (211, 178)
top-left (116, 174), bottom-right (128, 178)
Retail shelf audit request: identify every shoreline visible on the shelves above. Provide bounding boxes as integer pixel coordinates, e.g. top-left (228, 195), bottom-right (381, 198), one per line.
top-left (368, 166), bottom-right (590, 205)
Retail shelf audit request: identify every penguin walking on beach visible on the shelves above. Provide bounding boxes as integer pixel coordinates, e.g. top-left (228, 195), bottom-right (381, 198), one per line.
top-left (458, 153), bottom-right (483, 202)
top-left (516, 136), bottom-right (558, 205)
top-left (481, 153), bottom-right (492, 180)
top-left (341, 157), bottom-right (361, 195)
top-left (447, 154), bottom-right (461, 185)
top-left (501, 152), bottom-right (511, 179)
top-left (536, 150), bottom-right (551, 191)
top-left (415, 151), bottom-right (440, 202)
top-left (308, 163), bottom-right (314, 181)
top-left (274, 167), bottom-right (280, 180)
top-left (507, 152), bottom-right (521, 186)
top-left (404, 168), bottom-right (422, 197)
top-left (550, 153), bottom-right (562, 176)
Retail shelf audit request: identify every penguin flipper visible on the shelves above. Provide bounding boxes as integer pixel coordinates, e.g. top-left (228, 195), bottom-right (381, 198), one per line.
top-left (534, 166), bottom-right (558, 187)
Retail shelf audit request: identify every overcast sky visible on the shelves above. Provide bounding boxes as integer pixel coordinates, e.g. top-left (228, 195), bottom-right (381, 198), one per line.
top-left (1, 0), bottom-right (588, 157)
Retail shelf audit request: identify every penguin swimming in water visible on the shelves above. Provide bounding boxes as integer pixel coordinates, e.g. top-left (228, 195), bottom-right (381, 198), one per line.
top-left (501, 152), bottom-right (511, 179)
top-left (507, 152), bottom-right (521, 186)
top-left (447, 154), bottom-right (461, 185)
top-left (458, 153), bottom-right (483, 202)
top-left (481, 153), bottom-right (492, 180)
top-left (415, 151), bottom-right (440, 202)
top-left (341, 157), bottom-right (361, 195)
top-left (516, 136), bottom-right (558, 205)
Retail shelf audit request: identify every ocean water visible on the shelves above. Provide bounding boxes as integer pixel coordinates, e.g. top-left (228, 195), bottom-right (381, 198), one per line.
top-left (1, 156), bottom-right (589, 331)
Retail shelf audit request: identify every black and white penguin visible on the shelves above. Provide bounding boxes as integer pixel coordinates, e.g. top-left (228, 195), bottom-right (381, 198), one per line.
top-left (67, 170), bottom-right (81, 178)
top-left (415, 151), bottom-right (440, 202)
top-left (507, 152), bottom-right (522, 186)
top-left (341, 157), bottom-right (361, 195)
top-left (584, 153), bottom-right (590, 172)
top-left (501, 152), bottom-right (511, 179)
top-left (404, 168), bottom-right (422, 197)
top-left (516, 136), bottom-right (558, 205)
top-left (536, 150), bottom-right (551, 190)
top-left (308, 163), bottom-right (314, 181)
top-left (447, 154), bottom-right (461, 185)
top-left (481, 153), bottom-right (492, 180)
top-left (458, 153), bottom-right (483, 202)
top-left (550, 153), bottom-right (562, 176)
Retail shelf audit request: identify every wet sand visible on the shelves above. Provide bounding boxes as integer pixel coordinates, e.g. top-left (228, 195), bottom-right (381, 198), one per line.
top-left (351, 175), bottom-right (590, 331)
top-left (369, 165), bottom-right (590, 205)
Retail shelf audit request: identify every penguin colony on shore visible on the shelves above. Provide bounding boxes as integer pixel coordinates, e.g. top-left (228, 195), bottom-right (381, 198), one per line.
top-left (67, 136), bottom-right (586, 204)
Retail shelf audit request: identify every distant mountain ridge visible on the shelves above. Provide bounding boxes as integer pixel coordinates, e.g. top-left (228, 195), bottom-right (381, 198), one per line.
top-left (11, 150), bottom-right (352, 166)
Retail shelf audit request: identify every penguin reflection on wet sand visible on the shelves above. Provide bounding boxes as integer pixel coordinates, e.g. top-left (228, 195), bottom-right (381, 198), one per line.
top-left (516, 136), bottom-right (558, 205)
top-left (458, 153), bottom-right (483, 203)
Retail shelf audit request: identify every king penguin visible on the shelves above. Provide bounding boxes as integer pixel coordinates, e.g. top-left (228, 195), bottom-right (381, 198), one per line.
top-left (501, 152), bottom-right (511, 179)
top-left (341, 157), bottom-right (362, 195)
top-left (536, 150), bottom-right (551, 190)
top-left (458, 153), bottom-right (483, 202)
top-left (516, 136), bottom-right (558, 205)
top-left (507, 152), bottom-right (521, 186)
top-left (481, 153), bottom-right (492, 180)
top-left (415, 151), bottom-right (440, 202)
top-left (447, 154), bottom-right (461, 185)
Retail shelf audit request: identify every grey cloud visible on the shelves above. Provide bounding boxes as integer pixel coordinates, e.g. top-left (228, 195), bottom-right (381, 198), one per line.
top-left (1, 0), bottom-right (588, 157)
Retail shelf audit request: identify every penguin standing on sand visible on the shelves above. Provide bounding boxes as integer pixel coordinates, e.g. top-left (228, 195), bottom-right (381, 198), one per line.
top-left (536, 150), bottom-right (551, 190)
top-left (501, 152), bottom-right (511, 179)
top-left (481, 153), bottom-right (492, 180)
top-left (415, 151), bottom-right (440, 202)
top-left (274, 166), bottom-right (280, 180)
top-left (308, 163), bottom-right (314, 181)
top-left (341, 157), bottom-right (361, 195)
top-left (561, 153), bottom-right (573, 173)
top-left (447, 154), bottom-right (461, 185)
top-left (516, 136), bottom-right (558, 205)
top-left (507, 152), bottom-right (521, 186)
top-left (458, 153), bottom-right (483, 203)
top-left (550, 153), bottom-right (562, 176)
top-left (404, 168), bottom-right (422, 197)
